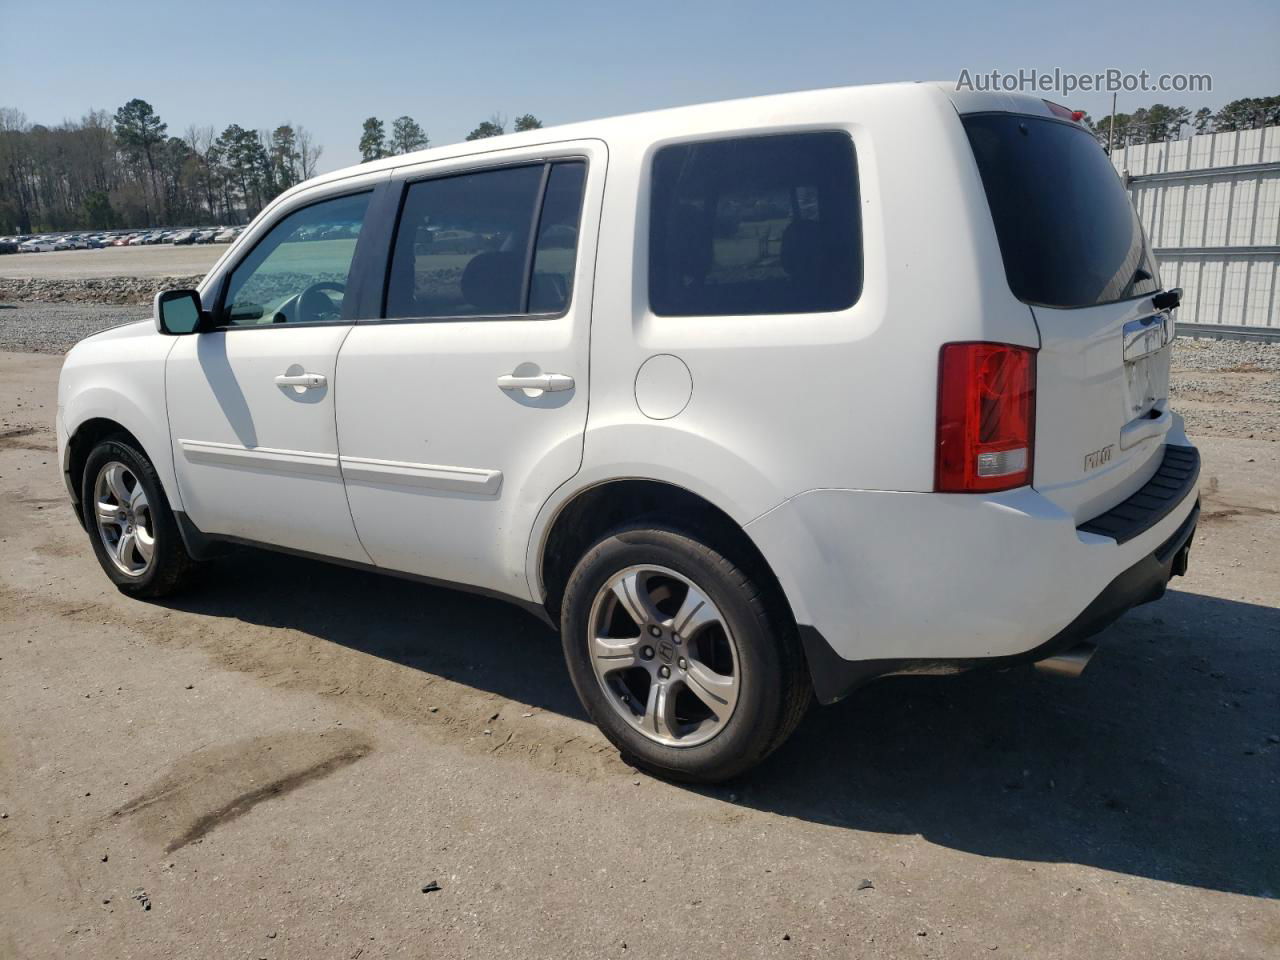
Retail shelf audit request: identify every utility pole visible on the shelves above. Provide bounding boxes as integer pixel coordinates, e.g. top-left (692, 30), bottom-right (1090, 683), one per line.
top-left (1107, 92), bottom-right (1117, 155)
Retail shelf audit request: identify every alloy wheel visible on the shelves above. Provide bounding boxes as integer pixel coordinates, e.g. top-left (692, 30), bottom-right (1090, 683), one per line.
top-left (92, 461), bottom-right (155, 577)
top-left (587, 564), bottom-right (740, 747)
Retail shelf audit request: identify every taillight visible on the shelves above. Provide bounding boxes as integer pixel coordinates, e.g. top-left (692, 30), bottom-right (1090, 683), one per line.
top-left (935, 342), bottom-right (1036, 493)
top-left (1044, 100), bottom-right (1086, 123)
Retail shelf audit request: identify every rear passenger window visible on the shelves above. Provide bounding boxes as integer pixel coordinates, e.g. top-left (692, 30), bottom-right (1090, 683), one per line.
top-left (385, 161), bottom-right (586, 319)
top-left (530, 163), bottom-right (586, 313)
top-left (649, 132), bottom-right (861, 317)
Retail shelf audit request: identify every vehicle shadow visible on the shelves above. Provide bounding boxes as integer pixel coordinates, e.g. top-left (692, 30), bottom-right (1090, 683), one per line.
top-left (169, 548), bottom-right (1280, 899)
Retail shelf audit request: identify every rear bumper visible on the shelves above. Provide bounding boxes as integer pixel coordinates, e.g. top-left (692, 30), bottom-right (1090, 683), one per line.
top-left (1037, 499), bottom-right (1196, 655)
top-left (795, 499), bottom-right (1197, 702)
top-left (746, 442), bottom-right (1200, 704)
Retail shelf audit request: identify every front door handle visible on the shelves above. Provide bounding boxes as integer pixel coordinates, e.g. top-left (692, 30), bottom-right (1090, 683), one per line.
top-left (497, 373), bottom-right (575, 393)
top-left (274, 373), bottom-right (327, 389)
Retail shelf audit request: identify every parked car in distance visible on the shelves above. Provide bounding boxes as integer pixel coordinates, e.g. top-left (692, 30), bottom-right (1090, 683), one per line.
top-left (171, 230), bottom-right (196, 245)
top-left (0, 239), bottom-right (18, 254)
top-left (56, 82), bottom-right (1198, 782)
top-left (212, 228), bottom-right (238, 242)
top-left (20, 238), bottom-right (56, 252)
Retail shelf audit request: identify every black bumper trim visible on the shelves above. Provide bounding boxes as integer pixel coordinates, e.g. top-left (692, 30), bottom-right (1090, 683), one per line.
top-left (798, 498), bottom-right (1199, 705)
top-left (1078, 444), bottom-right (1199, 545)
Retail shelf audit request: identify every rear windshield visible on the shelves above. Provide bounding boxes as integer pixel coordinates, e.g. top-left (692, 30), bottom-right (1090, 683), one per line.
top-left (963, 113), bottom-right (1159, 309)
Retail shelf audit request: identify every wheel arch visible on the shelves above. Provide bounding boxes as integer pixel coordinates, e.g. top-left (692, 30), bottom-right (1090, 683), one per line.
top-left (62, 395), bottom-right (181, 526)
top-left (65, 418), bottom-right (148, 523)
top-left (534, 478), bottom-right (801, 633)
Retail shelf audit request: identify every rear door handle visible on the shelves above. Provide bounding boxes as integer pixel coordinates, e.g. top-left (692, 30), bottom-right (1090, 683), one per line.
top-left (274, 373), bottom-right (327, 389)
top-left (497, 373), bottom-right (575, 393)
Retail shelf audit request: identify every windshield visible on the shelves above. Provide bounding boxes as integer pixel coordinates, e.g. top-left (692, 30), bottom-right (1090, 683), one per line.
top-left (963, 113), bottom-right (1160, 309)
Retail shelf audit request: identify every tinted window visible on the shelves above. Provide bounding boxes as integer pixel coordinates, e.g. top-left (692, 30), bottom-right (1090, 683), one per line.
top-left (963, 114), bottom-right (1159, 308)
top-left (649, 132), bottom-right (861, 316)
top-left (386, 161), bottom-right (586, 319)
top-left (530, 162), bottom-right (586, 313)
top-left (222, 192), bottom-right (370, 326)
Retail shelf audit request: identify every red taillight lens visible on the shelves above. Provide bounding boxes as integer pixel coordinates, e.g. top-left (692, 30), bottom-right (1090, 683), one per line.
top-left (1043, 100), bottom-right (1086, 123)
top-left (935, 342), bottom-right (1036, 493)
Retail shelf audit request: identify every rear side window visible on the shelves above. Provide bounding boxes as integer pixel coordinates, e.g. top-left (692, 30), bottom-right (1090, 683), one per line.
top-left (649, 132), bottom-right (862, 317)
top-left (963, 113), bottom-right (1159, 309)
top-left (385, 160), bottom-right (586, 319)
top-left (530, 163), bottom-right (586, 313)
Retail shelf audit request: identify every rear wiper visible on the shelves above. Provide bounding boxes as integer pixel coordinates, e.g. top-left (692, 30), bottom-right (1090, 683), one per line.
top-left (1119, 265), bottom-right (1153, 300)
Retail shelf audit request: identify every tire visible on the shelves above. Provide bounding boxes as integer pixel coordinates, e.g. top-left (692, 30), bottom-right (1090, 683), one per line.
top-left (560, 524), bottom-right (809, 783)
top-left (81, 436), bottom-right (197, 598)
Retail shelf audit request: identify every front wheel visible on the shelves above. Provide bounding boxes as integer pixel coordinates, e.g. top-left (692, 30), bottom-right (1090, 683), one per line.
top-left (81, 436), bottom-right (197, 598)
top-left (560, 525), bottom-right (809, 783)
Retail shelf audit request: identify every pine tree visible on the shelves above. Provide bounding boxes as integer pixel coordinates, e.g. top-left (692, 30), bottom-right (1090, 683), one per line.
top-left (388, 116), bottom-right (429, 155)
top-left (358, 117), bottom-right (387, 162)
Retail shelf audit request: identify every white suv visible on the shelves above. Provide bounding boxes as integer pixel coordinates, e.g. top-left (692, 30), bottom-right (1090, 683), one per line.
top-left (57, 83), bottom-right (1199, 782)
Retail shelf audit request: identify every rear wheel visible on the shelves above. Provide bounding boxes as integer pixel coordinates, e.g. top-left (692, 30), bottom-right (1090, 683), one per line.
top-left (81, 437), bottom-right (197, 598)
top-left (561, 525), bottom-right (809, 782)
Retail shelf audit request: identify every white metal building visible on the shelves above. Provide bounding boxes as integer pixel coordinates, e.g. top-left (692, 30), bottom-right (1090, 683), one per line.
top-left (1111, 125), bottom-right (1280, 330)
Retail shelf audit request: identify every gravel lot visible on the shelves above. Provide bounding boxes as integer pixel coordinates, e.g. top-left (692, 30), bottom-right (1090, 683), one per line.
top-left (1175, 338), bottom-right (1280, 373)
top-left (0, 313), bottom-right (1277, 957)
top-left (0, 303), bottom-right (147, 353)
top-left (1173, 338), bottom-right (1280, 440)
top-left (0, 245), bottom-right (223, 280)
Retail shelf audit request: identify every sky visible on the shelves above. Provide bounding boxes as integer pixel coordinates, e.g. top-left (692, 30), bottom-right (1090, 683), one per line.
top-left (2, 0), bottom-right (1277, 172)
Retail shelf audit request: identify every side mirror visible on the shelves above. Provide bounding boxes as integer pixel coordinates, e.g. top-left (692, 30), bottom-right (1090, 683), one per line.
top-left (154, 289), bottom-right (204, 335)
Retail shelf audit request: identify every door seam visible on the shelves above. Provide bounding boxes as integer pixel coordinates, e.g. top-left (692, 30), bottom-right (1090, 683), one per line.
top-left (523, 141), bottom-right (610, 601)
top-left (332, 322), bottom-right (377, 566)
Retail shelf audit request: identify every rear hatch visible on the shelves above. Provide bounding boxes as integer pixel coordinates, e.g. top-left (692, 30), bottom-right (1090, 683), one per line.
top-left (963, 110), bottom-right (1174, 523)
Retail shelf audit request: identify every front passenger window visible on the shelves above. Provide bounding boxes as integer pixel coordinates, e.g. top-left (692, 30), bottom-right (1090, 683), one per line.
top-left (221, 192), bottom-right (371, 326)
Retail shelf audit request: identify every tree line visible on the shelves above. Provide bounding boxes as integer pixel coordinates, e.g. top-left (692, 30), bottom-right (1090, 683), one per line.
top-left (356, 111), bottom-right (543, 162)
top-left (8, 90), bottom-right (1273, 233)
top-left (1087, 94), bottom-right (1280, 150)
top-left (359, 99), bottom-right (1280, 163)
top-left (0, 98), bottom-right (322, 234)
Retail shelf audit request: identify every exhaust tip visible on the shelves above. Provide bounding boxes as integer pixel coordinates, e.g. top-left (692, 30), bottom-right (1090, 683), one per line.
top-left (1034, 642), bottom-right (1096, 678)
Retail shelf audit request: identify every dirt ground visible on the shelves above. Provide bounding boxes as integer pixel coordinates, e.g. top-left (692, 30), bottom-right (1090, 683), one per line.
top-left (1, 348), bottom-right (1277, 959)
top-left (0, 245), bottom-right (224, 280)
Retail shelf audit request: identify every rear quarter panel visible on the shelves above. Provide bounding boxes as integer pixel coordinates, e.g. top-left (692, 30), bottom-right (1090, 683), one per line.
top-left (594, 83), bottom-right (1035, 504)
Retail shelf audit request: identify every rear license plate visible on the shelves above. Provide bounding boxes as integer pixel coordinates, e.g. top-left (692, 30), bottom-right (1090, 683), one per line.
top-left (1123, 314), bottom-right (1171, 362)
top-left (1123, 314), bottom-right (1172, 415)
